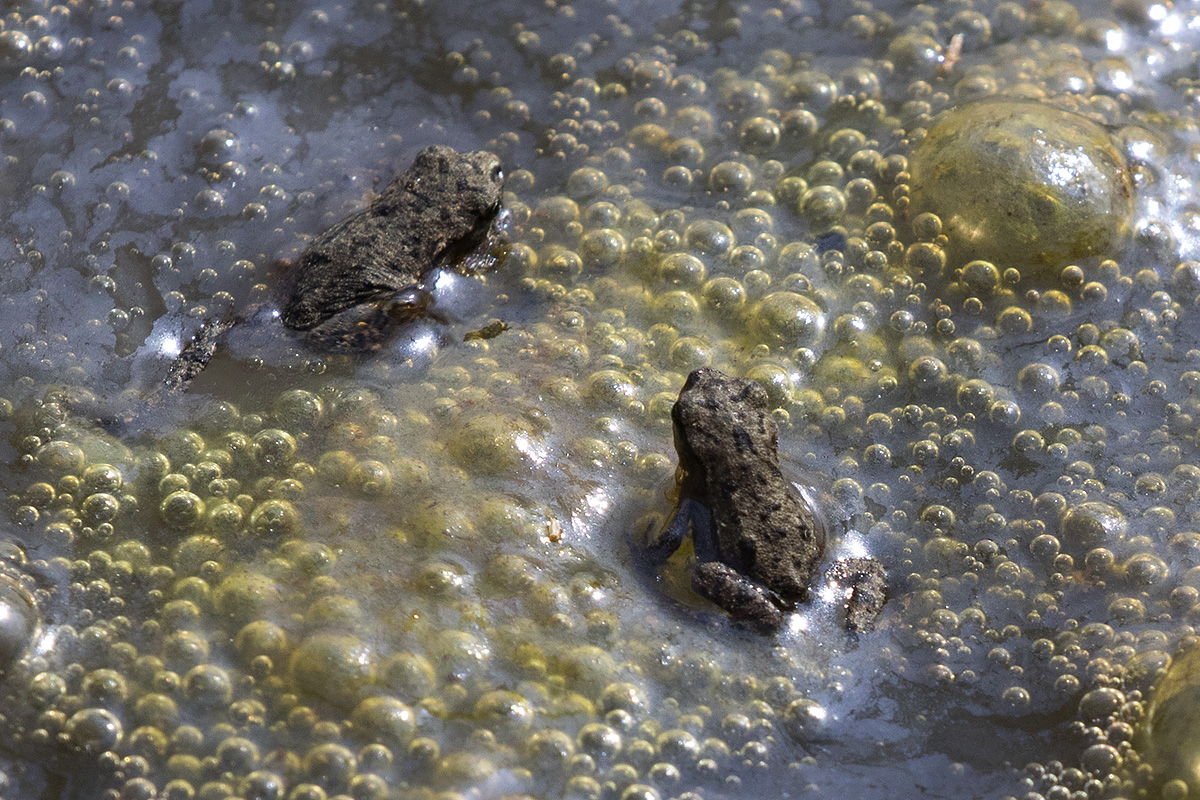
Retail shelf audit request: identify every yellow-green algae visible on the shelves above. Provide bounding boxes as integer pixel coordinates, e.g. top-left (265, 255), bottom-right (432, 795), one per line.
top-left (1140, 646), bottom-right (1200, 798)
top-left (0, 1), bottom-right (1196, 799)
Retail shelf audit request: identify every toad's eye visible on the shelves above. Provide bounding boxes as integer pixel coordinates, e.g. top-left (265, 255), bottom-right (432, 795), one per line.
top-left (491, 163), bottom-right (503, 182)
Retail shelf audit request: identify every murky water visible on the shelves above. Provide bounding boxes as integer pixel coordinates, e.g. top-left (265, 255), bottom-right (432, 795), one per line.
top-left (3, 0), bottom-right (1200, 798)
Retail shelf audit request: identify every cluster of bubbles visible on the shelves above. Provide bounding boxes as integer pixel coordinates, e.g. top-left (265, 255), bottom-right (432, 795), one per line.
top-left (1, 0), bottom-right (1200, 798)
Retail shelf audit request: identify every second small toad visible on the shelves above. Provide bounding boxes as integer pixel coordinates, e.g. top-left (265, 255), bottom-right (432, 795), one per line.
top-left (282, 144), bottom-right (505, 351)
top-left (645, 367), bottom-right (887, 633)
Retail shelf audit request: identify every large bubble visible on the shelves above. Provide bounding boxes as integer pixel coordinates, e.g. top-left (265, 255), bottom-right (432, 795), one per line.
top-left (908, 99), bottom-right (1134, 275)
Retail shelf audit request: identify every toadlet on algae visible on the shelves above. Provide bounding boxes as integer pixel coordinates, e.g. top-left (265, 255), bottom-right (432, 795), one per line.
top-left (282, 145), bottom-right (505, 352)
top-left (0, 1), bottom-right (1197, 799)
top-left (643, 367), bottom-right (886, 633)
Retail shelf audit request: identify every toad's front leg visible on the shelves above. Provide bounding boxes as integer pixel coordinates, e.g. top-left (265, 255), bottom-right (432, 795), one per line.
top-left (643, 496), bottom-right (708, 564)
top-left (692, 561), bottom-right (790, 633)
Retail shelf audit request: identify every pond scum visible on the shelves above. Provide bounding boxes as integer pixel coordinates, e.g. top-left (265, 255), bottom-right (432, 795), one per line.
top-left (1, 0), bottom-right (1200, 798)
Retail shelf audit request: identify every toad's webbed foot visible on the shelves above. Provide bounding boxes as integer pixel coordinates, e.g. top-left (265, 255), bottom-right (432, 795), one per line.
top-left (161, 315), bottom-right (239, 395)
top-left (828, 558), bottom-right (887, 633)
top-left (692, 560), bottom-right (789, 633)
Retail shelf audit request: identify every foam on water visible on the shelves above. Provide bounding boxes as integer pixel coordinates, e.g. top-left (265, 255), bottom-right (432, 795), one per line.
top-left (2, 1), bottom-right (1200, 798)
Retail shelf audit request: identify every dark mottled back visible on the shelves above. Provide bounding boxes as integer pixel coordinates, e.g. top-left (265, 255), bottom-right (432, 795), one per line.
top-left (672, 367), bottom-right (825, 603)
top-left (282, 145), bottom-right (503, 331)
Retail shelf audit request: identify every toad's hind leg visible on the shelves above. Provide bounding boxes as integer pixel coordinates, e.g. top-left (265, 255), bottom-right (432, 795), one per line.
top-left (828, 558), bottom-right (887, 633)
top-left (692, 561), bottom-right (788, 633)
top-left (304, 293), bottom-right (423, 353)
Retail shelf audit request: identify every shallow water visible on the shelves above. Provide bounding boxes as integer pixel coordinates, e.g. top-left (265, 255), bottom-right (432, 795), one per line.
top-left (2, 0), bottom-right (1200, 798)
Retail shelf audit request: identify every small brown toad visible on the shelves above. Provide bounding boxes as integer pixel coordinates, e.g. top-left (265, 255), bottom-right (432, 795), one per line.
top-left (281, 145), bottom-right (505, 351)
top-left (645, 367), bottom-right (886, 633)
